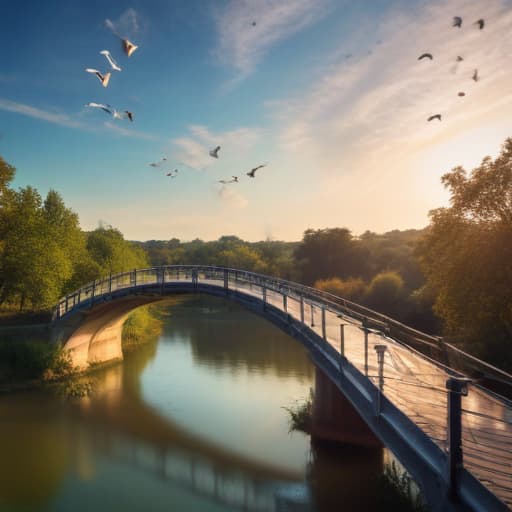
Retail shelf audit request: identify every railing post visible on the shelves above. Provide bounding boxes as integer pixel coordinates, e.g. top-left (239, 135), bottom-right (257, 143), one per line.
top-left (262, 285), bottom-right (267, 310)
top-left (321, 307), bottom-right (326, 340)
top-left (363, 317), bottom-right (369, 376)
top-left (133, 269), bottom-right (137, 287)
top-left (224, 269), bottom-right (228, 294)
top-left (109, 272), bottom-right (112, 294)
top-left (283, 293), bottom-right (287, 313)
top-left (91, 280), bottom-right (96, 306)
top-left (300, 295), bottom-right (304, 323)
top-left (374, 344), bottom-right (387, 415)
top-left (339, 322), bottom-right (346, 358)
top-left (446, 377), bottom-right (470, 501)
top-left (310, 303), bottom-right (315, 327)
top-left (65, 295), bottom-right (69, 313)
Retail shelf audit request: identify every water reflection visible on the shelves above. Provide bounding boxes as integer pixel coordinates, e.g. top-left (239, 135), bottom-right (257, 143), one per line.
top-left (0, 295), bottom-right (386, 512)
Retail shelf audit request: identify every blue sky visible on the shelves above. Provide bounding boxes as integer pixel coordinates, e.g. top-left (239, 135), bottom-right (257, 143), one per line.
top-left (1, 0), bottom-right (512, 241)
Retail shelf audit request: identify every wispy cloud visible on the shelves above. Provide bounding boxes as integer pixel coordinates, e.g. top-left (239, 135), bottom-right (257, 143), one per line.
top-left (103, 121), bottom-right (157, 140)
top-left (171, 124), bottom-right (260, 170)
top-left (217, 184), bottom-right (249, 209)
top-left (0, 98), bottom-right (87, 129)
top-left (273, 0), bottom-right (512, 173)
top-left (105, 8), bottom-right (139, 38)
top-left (214, 0), bottom-right (332, 85)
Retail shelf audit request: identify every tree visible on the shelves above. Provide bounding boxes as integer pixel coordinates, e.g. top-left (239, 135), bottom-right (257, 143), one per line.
top-left (86, 225), bottom-right (148, 275)
top-left (417, 137), bottom-right (512, 369)
top-left (294, 228), bottom-right (369, 284)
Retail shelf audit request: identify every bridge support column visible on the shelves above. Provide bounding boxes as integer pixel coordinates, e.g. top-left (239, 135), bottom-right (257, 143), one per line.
top-left (311, 366), bottom-right (381, 447)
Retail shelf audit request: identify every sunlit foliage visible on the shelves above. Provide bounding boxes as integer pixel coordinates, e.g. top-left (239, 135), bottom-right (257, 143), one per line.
top-left (417, 138), bottom-right (512, 369)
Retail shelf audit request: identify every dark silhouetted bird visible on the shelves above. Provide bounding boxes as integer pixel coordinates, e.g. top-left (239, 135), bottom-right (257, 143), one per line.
top-left (166, 169), bottom-right (178, 178)
top-left (85, 68), bottom-right (111, 87)
top-left (149, 157), bottom-right (167, 168)
top-left (472, 69), bottom-right (479, 81)
top-left (427, 114), bottom-right (442, 122)
top-left (252, 21), bottom-right (256, 26)
top-left (209, 146), bottom-right (221, 158)
top-left (456, 56), bottom-right (464, 62)
top-left (453, 16), bottom-right (462, 28)
top-left (418, 53), bottom-right (433, 60)
top-left (218, 176), bottom-right (238, 184)
top-left (124, 111), bottom-right (134, 122)
top-left (247, 164), bottom-right (266, 177)
top-left (458, 92), bottom-right (466, 97)
top-left (474, 19), bottom-right (484, 29)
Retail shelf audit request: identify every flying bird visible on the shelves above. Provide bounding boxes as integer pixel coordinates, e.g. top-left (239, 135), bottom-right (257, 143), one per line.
top-left (100, 50), bottom-right (122, 71)
top-left (122, 39), bottom-right (138, 57)
top-left (219, 176), bottom-right (239, 184)
top-left (418, 53), bottom-right (433, 60)
top-left (453, 16), bottom-right (462, 28)
top-left (166, 169), bottom-right (178, 177)
top-left (124, 111), bottom-right (134, 122)
top-left (252, 21), bottom-right (256, 26)
top-left (209, 146), bottom-right (221, 158)
top-left (427, 114), bottom-right (442, 122)
top-left (458, 92), bottom-right (466, 97)
top-left (474, 19), bottom-right (484, 29)
top-left (85, 68), bottom-right (111, 87)
top-left (85, 102), bottom-right (125, 120)
top-left (456, 56), bottom-right (464, 62)
top-left (472, 69), bottom-right (479, 81)
top-left (85, 102), bottom-right (114, 115)
top-left (149, 157), bottom-right (168, 167)
top-left (247, 164), bottom-right (266, 177)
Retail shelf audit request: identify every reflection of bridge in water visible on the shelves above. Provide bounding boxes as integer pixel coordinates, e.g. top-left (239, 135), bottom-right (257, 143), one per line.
top-left (70, 337), bottom-right (311, 512)
top-left (87, 426), bottom-right (309, 512)
top-left (54, 266), bottom-right (512, 511)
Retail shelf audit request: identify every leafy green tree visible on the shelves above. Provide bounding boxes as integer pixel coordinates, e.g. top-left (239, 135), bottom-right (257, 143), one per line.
top-left (294, 228), bottom-right (370, 284)
top-left (315, 276), bottom-right (366, 302)
top-left (86, 225), bottom-right (148, 275)
top-left (0, 187), bottom-right (72, 310)
top-left (417, 138), bottom-right (512, 368)
top-left (364, 271), bottom-right (405, 317)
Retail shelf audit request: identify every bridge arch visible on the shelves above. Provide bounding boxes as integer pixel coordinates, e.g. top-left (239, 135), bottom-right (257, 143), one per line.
top-left (52, 265), bottom-right (512, 512)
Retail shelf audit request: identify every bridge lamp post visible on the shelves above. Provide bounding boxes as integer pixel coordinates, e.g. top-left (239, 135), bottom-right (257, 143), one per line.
top-left (374, 344), bottom-right (387, 415)
top-left (337, 315), bottom-right (347, 358)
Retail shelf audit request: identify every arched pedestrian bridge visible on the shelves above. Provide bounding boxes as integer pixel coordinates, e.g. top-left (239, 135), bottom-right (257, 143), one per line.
top-left (52, 265), bottom-right (512, 511)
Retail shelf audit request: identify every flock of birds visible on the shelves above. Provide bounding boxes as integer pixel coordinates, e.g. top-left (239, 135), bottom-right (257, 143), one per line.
top-left (83, 17), bottom-right (267, 188)
top-left (421, 16), bottom-right (485, 122)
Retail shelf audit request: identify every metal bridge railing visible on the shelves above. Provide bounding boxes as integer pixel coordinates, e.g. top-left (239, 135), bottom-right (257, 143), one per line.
top-left (53, 265), bottom-right (512, 509)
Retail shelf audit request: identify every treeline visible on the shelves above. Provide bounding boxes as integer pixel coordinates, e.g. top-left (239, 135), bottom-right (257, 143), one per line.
top-left (0, 157), bottom-right (147, 311)
top-left (137, 229), bottom-right (437, 332)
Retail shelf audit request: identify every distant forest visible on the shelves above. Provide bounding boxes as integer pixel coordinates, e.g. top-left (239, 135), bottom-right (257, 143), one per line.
top-left (1, 138), bottom-right (511, 370)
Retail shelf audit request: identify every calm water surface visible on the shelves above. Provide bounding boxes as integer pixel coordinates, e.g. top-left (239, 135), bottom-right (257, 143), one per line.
top-left (0, 296), bottom-right (387, 511)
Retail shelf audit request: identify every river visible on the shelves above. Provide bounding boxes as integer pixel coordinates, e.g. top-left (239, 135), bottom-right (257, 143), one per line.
top-left (0, 295), bottom-right (391, 512)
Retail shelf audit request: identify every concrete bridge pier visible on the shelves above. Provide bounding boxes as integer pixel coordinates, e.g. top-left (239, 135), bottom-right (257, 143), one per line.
top-left (51, 297), bottom-right (159, 369)
top-left (311, 366), bottom-right (381, 448)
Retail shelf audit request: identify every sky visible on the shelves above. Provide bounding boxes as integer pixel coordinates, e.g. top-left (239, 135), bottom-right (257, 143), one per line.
top-left (1, 0), bottom-right (512, 242)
